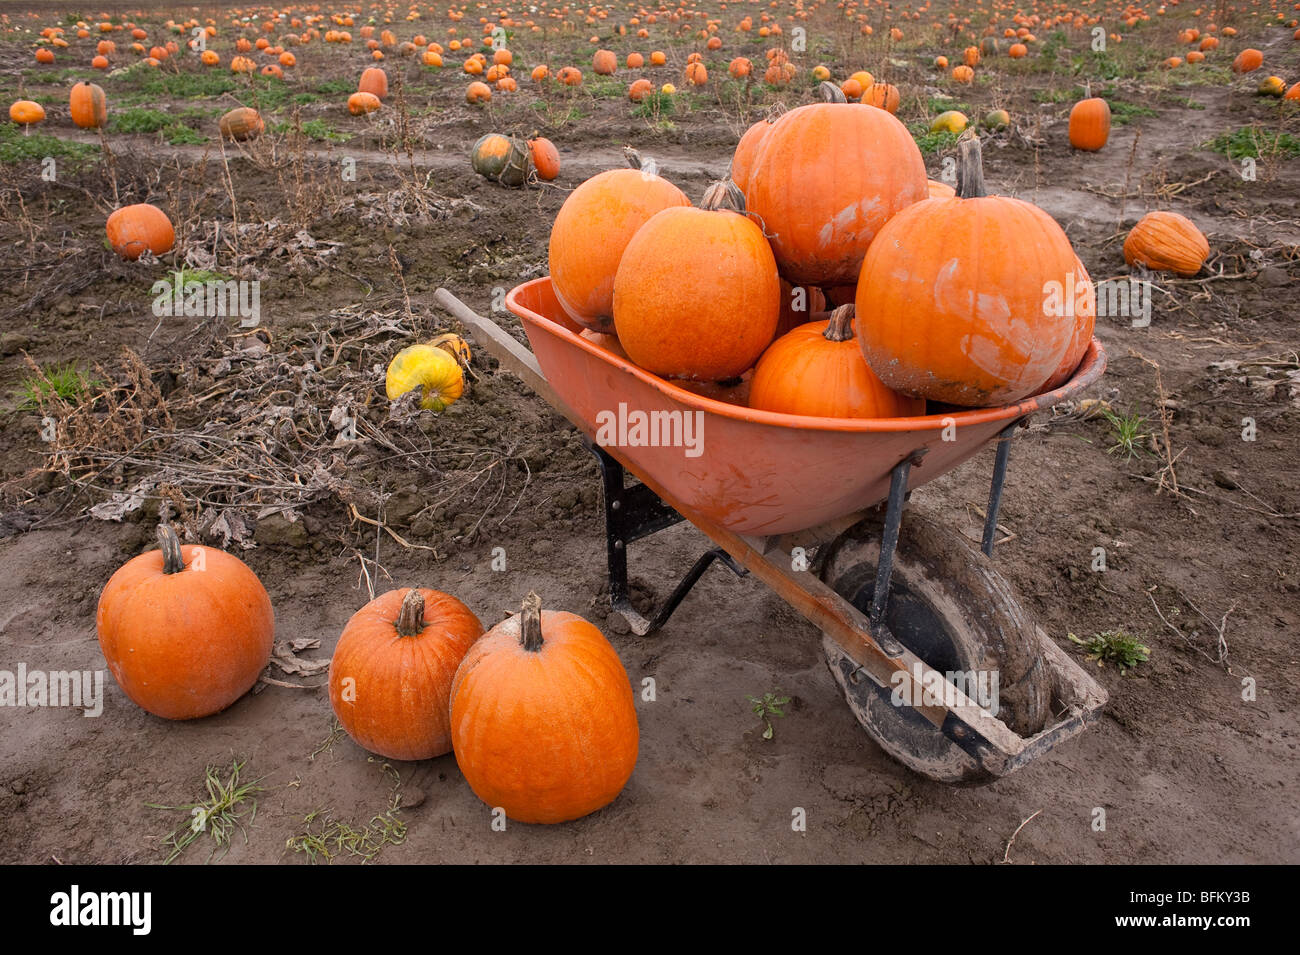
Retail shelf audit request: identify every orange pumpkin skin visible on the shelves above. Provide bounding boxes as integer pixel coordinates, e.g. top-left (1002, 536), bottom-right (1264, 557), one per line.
top-left (328, 588), bottom-right (484, 761)
top-left (548, 167), bottom-right (690, 332)
top-left (359, 66), bottom-right (388, 99)
top-left (529, 137), bottom-right (560, 180)
top-left (750, 308), bottom-right (926, 418)
top-left (69, 81), bottom-right (107, 129)
top-left (774, 278), bottom-right (828, 338)
top-left (9, 100), bottom-right (46, 125)
top-left (862, 82), bottom-right (900, 113)
top-left (106, 203), bottom-right (174, 260)
top-left (218, 107), bottom-right (263, 141)
top-left (927, 178), bottom-right (956, 198)
top-left (348, 91), bottom-right (381, 114)
top-left (592, 48), bottom-right (617, 74)
top-left (729, 116), bottom-right (776, 191)
top-left (96, 526), bottom-right (274, 720)
top-left (1232, 48), bottom-right (1263, 73)
top-left (578, 327), bottom-right (629, 359)
top-left (856, 140), bottom-right (1078, 407)
top-left (1123, 211), bottom-right (1209, 276)
top-left (743, 102), bottom-right (927, 286)
top-left (1068, 97), bottom-right (1110, 150)
top-left (1041, 256), bottom-right (1097, 391)
top-left (613, 184), bottom-right (780, 381)
top-left (449, 595), bottom-right (638, 825)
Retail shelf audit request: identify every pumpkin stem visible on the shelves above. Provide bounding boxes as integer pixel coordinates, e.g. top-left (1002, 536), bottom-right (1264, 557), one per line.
top-left (157, 523), bottom-right (185, 575)
top-left (520, 591), bottom-right (544, 652)
top-left (823, 304), bottom-right (855, 342)
top-left (396, 589), bottom-right (426, 636)
top-left (623, 146), bottom-right (647, 170)
top-left (956, 130), bottom-right (987, 199)
top-left (816, 81), bottom-right (848, 104)
top-left (700, 179), bottom-right (747, 213)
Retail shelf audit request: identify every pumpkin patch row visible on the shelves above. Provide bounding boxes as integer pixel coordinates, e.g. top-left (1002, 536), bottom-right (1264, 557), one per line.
top-left (97, 525), bottom-right (637, 825)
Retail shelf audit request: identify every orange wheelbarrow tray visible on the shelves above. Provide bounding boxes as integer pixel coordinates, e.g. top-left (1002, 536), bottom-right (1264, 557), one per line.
top-left (435, 280), bottom-right (1109, 784)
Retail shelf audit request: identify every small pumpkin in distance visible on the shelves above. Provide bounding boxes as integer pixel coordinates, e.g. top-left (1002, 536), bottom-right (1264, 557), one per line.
top-left (750, 305), bottom-right (926, 419)
top-left (930, 109), bottom-right (968, 133)
top-left (528, 136), bottom-right (560, 180)
top-left (449, 592), bottom-right (639, 824)
top-left (359, 65), bottom-right (388, 99)
top-left (9, 100), bottom-right (46, 126)
top-left (69, 80), bottom-right (107, 129)
top-left (106, 203), bottom-right (174, 260)
top-left (1123, 211), bottom-right (1209, 276)
top-left (1232, 48), bottom-right (1264, 73)
top-left (348, 91), bottom-right (381, 114)
top-left (613, 180), bottom-right (779, 381)
top-left (96, 524), bottom-right (274, 720)
top-left (1068, 96), bottom-right (1110, 151)
top-left (386, 342), bottom-right (465, 411)
top-left (328, 588), bottom-right (484, 761)
top-left (218, 106), bottom-right (263, 141)
top-left (983, 108), bottom-right (1011, 131)
top-left (1257, 76), bottom-right (1286, 97)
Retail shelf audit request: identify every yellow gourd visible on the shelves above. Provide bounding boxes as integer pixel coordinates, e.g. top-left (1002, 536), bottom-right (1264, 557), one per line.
top-left (386, 343), bottom-right (465, 412)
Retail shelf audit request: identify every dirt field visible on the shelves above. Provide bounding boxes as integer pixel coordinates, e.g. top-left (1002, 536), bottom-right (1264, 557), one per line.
top-left (1, 3), bottom-right (1298, 864)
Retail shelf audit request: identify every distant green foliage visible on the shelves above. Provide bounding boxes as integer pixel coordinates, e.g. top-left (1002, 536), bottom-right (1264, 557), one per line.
top-left (1205, 127), bottom-right (1300, 160)
top-left (0, 126), bottom-right (98, 166)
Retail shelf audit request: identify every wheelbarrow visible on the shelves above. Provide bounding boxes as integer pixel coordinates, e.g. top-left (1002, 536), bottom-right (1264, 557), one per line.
top-left (434, 280), bottom-right (1109, 783)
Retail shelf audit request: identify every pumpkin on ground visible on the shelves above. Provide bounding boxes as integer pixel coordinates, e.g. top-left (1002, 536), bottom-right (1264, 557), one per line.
top-left (1123, 211), bottom-right (1209, 276)
top-left (328, 588), bottom-right (484, 761)
top-left (930, 110), bottom-right (968, 133)
top-left (348, 91), bottom-right (381, 114)
top-left (1068, 96), bottom-right (1110, 150)
top-left (386, 341), bottom-right (465, 411)
top-left (741, 101), bottom-right (927, 286)
top-left (529, 137), bottom-right (560, 180)
top-left (1232, 48), bottom-right (1264, 73)
top-left (548, 152), bottom-right (690, 332)
top-left (70, 81), bottom-right (107, 129)
top-left (106, 203), bottom-right (174, 260)
top-left (470, 133), bottom-right (531, 187)
top-left (218, 106), bottom-right (263, 141)
top-left (449, 593), bottom-right (639, 824)
top-left (359, 66), bottom-right (388, 98)
top-left (750, 305), bottom-right (926, 418)
top-left (613, 181), bottom-right (779, 381)
top-left (856, 133), bottom-right (1079, 407)
top-left (9, 100), bottom-right (45, 126)
top-left (96, 524), bottom-right (274, 720)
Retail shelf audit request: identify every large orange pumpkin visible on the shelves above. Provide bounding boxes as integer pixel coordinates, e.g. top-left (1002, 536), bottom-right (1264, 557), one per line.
top-left (69, 81), bottom-right (107, 129)
top-left (548, 156), bottom-right (690, 332)
top-left (729, 112), bottom-right (780, 190)
top-left (449, 593), bottom-right (639, 824)
top-left (96, 525), bottom-right (274, 720)
top-left (359, 66), bottom-right (388, 99)
top-left (1123, 211), bottom-right (1209, 276)
top-left (742, 102), bottom-right (926, 286)
top-left (1068, 96), bottom-right (1110, 151)
top-left (855, 134), bottom-right (1079, 406)
top-left (106, 203), bottom-right (174, 260)
top-left (328, 588), bottom-right (484, 761)
top-left (750, 305), bottom-right (926, 418)
top-left (1042, 256), bottom-right (1096, 391)
top-left (613, 181), bottom-right (779, 381)
top-left (1232, 48), bottom-right (1263, 73)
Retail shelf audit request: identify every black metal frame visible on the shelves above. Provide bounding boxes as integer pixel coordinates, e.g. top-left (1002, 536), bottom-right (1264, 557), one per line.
top-left (589, 420), bottom-right (1021, 637)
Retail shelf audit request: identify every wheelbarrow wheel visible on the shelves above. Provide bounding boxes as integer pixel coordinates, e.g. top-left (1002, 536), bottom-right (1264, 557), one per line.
top-left (818, 510), bottom-right (1050, 784)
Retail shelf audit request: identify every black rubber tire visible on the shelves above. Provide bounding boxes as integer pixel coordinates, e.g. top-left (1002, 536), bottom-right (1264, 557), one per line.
top-left (819, 509), bottom-right (1049, 783)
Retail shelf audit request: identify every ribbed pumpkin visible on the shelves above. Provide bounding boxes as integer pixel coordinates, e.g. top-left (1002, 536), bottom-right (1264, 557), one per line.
top-left (1123, 211), bottom-right (1209, 276)
top-left (548, 154), bottom-right (690, 332)
top-left (96, 525), bottom-right (274, 720)
top-left (613, 181), bottom-right (779, 381)
top-left (742, 101), bottom-right (926, 286)
top-left (449, 593), bottom-right (639, 824)
top-left (1068, 96), bottom-right (1110, 151)
top-left (750, 305), bottom-right (926, 418)
top-left (592, 48), bottom-right (617, 74)
top-left (328, 588), bottom-right (484, 761)
top-left (471, 133), bottom-right (531, 187)
top-left (1042, 256), bottom-right (1097, 391)
top-left (218, 106), bottom-right (263, 141)
top-left (69, 81), bottom-right (107, 129)
top-left (106, 203), bottom-right (174, 260)
top-left (856, 134), bottom-right (1078, 407)
top-left (359, 66), bottom-right (388, 99)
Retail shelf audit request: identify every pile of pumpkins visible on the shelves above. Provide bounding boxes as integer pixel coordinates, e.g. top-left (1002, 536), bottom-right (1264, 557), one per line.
top-left (550, 88), bottom-right (1098, 412)
top-left (97, 525), bottom-right (637, 825)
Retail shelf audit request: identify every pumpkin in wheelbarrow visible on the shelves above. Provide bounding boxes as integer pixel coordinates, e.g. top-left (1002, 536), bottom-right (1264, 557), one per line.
top-left (856, 133), bottom-right (1078, 407)
top-left (548, 152), bottom-right (689, 333)
top-left (613, 180), bottom-right (779, 381)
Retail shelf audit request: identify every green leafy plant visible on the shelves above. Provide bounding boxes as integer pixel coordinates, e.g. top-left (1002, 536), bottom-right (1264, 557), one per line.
top-left (1068, 631), bottom-right (1150, 672)
top-left (632, 91), bottom-right (676, 119)
top-left (1205, 127), bottom-right (1300, 161)
top-left (1099, 406), bottom-right (1148, 459)
top-left (16, 364), bottom-right (101, 409)
top-left (147, 758), bottom-right (264, 864)
top-left (747, 690), bottom-right (792, 740)
top-left (0, 126), bottom-right (98, 166)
